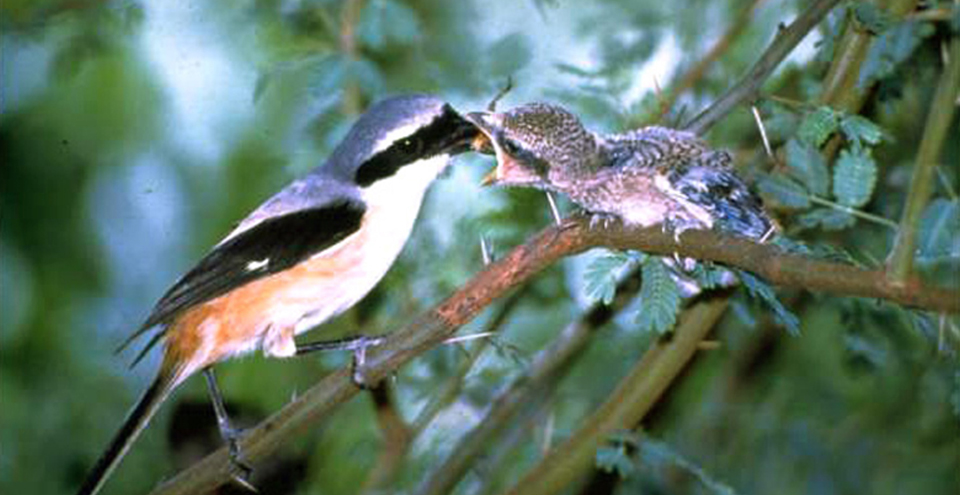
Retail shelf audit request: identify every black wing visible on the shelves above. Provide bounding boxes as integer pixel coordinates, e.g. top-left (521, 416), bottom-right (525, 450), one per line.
top-left (122, 198), bottom-right (365, 355)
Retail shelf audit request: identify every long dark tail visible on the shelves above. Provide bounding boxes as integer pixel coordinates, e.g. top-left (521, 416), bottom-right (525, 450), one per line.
top-left (76, 367), bottom-right (180, 495)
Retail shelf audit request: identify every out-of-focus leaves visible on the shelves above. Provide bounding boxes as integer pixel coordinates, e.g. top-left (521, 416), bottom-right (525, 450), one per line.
top-left (840, 114), bottom-right (885, 147)
top-left (758, 173), bottom-right (811, 209)
top-left (554, 62), bottom-right (601, 78)
top-left (253, 71), bottom-right (272, 103)
top-left (797, 106), bottom-right (840, 147)
top-left (785, 138), bottom-right (829, 196)
top-left (358, 0), bottom-right (422, 50)
top-left (487, 32), bottom-right (533, 78)
top-left (916, 198), bottom-right (960, 263)
top-left (952, 371), bottom-right (960, 418)
top-left (635, 257), bottom-right (681, 334)
top-left (796, 207), bottom-right (856, 231)
top-left (584, 251), bottom-right (634, 305)
top-left (858, 20), bottom-right (935, 88)
top-left (833, 147), bottom-right (877, 207)
top-left (738, 270), bottom-right (800, 335)
top-left (310, 54), bottom-right (348, 95)
top-left (851, 1), bottom-right (892, 34)
top-left (345, 57), bottom-right (386, 94)
top-left (843, 331), bottom-right (890, 368)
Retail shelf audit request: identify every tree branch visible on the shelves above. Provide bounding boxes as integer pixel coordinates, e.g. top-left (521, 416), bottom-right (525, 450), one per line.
top-left (149, 216), bottom-right (958, 495)
top-left (683, 0), bottom-right (843, 135)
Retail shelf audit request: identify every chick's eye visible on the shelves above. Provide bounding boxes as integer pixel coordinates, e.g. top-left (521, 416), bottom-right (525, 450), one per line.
top-left (502, 139), bottom-right (521, 156)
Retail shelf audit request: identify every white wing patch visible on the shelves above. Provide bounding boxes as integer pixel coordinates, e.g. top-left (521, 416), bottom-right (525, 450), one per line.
top-left (245, 258), bottom-right (270, 271)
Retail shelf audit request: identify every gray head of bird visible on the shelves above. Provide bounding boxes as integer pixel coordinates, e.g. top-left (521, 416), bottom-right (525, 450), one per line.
top-left (465, 102), bottom-right (600, 191)
top-left (326, 94), bottom-right (481, 188)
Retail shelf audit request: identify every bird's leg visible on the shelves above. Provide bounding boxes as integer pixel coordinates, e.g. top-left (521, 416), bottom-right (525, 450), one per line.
top-left (202, 368), bottom-right (256, 492)
top-left (296, 335), bottom-right (387, 388)
top-left (588, 211), bottom-right (619, 230)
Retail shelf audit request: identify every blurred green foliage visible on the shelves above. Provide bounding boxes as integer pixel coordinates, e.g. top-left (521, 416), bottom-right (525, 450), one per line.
top-left (1, 0), bottom-right (957, 495)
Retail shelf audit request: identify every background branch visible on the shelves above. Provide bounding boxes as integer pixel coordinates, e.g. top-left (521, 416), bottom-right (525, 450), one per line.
top-left (416, 272), bottom-right (643, 495)
top-left (655, 0), bottom-right (767, 123)
top-left (683, 0), bottom-right (843, 135)
top-left (501, 290), bottom-right (733, 495)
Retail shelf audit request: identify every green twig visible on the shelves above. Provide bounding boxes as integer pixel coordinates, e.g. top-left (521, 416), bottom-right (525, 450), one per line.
top-left (887, 34), bottom-right (960, 282)
top-left (807, 195), bottom-right (899, 229)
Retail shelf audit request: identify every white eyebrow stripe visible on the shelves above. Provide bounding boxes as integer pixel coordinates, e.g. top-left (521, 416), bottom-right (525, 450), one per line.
top-left (370, 115), bottom-right (435, 155)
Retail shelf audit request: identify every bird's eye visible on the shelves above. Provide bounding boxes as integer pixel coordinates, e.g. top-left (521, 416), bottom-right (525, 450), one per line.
top-left (400, 137), bottom-right (423, 156)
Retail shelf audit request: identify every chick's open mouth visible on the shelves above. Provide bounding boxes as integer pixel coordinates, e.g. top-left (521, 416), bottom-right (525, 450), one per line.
top-left (468, 131), bottom-right (499, 185)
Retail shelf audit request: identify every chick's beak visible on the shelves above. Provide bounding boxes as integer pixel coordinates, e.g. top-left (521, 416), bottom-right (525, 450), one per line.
top-left (464, 112), bottom-right (497, 153)
top-left (465, 111), bottom-right (501, 186)
top-left (464, 111), bottom-right (544, 188)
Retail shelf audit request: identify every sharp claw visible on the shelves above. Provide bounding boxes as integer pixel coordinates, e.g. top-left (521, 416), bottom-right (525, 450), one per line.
top-left (587, 211), bottom-right (619, 230)
top-left (349, 335), bottom-right (384, 388)
top-left (223, 431), bottom-right (257, 492)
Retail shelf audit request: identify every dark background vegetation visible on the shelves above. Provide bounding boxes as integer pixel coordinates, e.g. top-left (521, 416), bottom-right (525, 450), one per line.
top-left (1, 0), bottom-right (957, 494)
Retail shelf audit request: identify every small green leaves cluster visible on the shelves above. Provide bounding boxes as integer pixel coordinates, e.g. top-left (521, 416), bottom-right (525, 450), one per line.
top-left (583, 251), bottom-right (636, 305)
top-left (584, 253), bottom-right (682, 335)
top-left (585, 251), bottom-right (803, 336)
top-left (636, 257), bottom-right (682, 334)
top-left (737, 270), bottom-right (801, 336)
top-left (759, 104), bottom-right (885, 231)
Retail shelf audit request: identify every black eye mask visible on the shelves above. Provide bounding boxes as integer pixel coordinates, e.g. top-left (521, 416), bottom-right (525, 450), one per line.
top-left (355, 105), bottom-right (476, 187)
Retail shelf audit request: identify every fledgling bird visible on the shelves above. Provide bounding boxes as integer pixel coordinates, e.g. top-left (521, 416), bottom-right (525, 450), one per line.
top-left (466, 102), bottom-right (775, 240)
top-left (77, 95), bottom-right (479, 495)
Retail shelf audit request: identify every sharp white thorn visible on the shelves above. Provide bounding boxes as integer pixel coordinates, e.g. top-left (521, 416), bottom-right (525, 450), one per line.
top-left (442, 331), bottom-right (496, 345)
top-left (480, 235), bottom-right (492, 266)
top-left (752, 105), bottom-right (775, 161)
top-left (545, 191), bottom-right (562, 226)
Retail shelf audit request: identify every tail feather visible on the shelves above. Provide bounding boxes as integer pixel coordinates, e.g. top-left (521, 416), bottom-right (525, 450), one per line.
top-left (76, 368), bottom-right (180, 495)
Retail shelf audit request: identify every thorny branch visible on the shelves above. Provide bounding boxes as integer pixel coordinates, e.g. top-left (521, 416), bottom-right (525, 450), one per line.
top-left (149, 215), bottom-right (958, 495)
